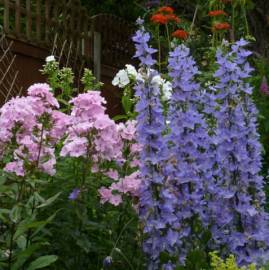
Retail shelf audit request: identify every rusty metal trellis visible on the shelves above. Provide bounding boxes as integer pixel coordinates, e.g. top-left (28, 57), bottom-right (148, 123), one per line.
top-left (48, 0), bottom-right (93, 88)
top-left (0, 0), bottom-right (135, 108)
top-left (0, 31), bottom-right (22, 102)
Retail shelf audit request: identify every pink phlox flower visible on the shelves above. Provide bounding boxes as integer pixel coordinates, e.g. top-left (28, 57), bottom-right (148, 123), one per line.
top-left (109, 194), bottom-right (122, 206)
top-left (117, 120), bottom-right (137, 141)
top-left (260, 76), bottom-right (269, 96)
top-left (72, 122), bottom-right (94, 136)
top-left (4, 160), bottom-right (25, 176)
top-left (50, 111), bottom-right (70, 142)
top-left (98, 186), bottom-right (122, 206)
top-left (110, 171), bottom-right (141, 197)
top-left (130, 143), bottom-right (142, 154)
top-left (27, 83), bottom-right (59, 108)
top-left (70, 91), bottom-right (106, 120)
top-left (60, 136), bottom-right (88, 157)
top-left (104, 169), bottom-right (119, 180)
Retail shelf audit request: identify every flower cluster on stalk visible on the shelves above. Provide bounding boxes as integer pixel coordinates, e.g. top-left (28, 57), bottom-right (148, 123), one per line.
top-left (166, 44), bottom-right (216, 264)
top-left (208, 39), bottom-right (269, 265)
top-left (0, 83), bottom-right (69, 176)
top-left (133, 15), bottom-right (269, 268)
top-left (133, 19), bottom-right (176, 269)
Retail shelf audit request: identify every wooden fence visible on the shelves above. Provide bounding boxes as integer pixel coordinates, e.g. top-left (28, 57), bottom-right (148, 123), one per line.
top-left (0, 0), bottom-right (135, 115)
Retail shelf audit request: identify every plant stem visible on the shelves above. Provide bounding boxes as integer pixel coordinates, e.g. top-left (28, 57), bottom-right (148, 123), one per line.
top-left (190, 5), bottom-right (199, 34)
top-left (110, 218), bottom-right (134, 257)
top-left (8, 180), bottom-right (24, 269)
top-left (242, 1), bottom-right (249, 36)
top-left (25, 123), bottom-right (44, 251)
top-left (157, 26), bottom-right (161, 72)
top-left (232, 3), bottom-right (235, 41)
top-left (36, 123), bottom-right (45, 168)
top-left (165, 24), bottom-right (171, 51)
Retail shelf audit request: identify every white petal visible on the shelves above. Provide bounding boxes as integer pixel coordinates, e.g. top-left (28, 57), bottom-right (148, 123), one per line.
top-left (125, 64), bottom-right (138, 77)
top-left (46, 55), bottom-right (55, 62)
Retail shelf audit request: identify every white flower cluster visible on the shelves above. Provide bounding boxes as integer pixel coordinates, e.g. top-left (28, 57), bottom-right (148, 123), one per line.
top-left (112, 64), bottom-right (138, 88)
top-left (151, 74), bottom-right (172, 101)
top-left (112, 65), bottom-right (173, 101)
top-left (45, 55), bottom-right (56, 62)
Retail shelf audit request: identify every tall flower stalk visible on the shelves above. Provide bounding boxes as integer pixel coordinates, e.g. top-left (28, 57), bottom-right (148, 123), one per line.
top-left (209, 39), bottom-right (269, 265)
top-left (166, 45), bottom-right (215, 265)
top-left (132, 19), bottom-right (174, 269)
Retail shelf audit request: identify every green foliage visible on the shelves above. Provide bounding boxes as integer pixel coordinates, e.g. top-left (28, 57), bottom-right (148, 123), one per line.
top-left (81, 69), bottom-right (104, 90)
top-left (210, 252), bottom-right (259, 270)
top-left (80, 0), bottom-right (143, 22)
top-left (0, 169), bottom-right (60, 269)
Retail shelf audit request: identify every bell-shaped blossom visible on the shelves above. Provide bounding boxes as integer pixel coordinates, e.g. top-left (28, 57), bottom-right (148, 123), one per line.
top-left (132, 21), bottom-right (173, 269)
top-left (166, 44), bottom-right (214, 264)
top-left (209, 39), bottom-right (269, 265)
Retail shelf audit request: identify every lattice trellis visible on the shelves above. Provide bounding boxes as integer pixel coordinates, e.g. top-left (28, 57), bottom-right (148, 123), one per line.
top-left (0, 31), bottom-right (22, 103)
top-left (47, 0), bottom-right (93, 88)
top-left (91, 14), bottom-right (135, 69)
top-left (0, 0), bottom-right (135, 98)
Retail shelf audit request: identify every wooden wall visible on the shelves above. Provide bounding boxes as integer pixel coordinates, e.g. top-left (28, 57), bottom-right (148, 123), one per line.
top-left (0, 0), bottom-right (135, 117)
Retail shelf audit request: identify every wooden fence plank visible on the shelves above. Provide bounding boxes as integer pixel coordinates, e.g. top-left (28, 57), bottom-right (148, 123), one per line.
top-left (45, 0), bottom-right (50, 42)
top-left (15, 0), bottom-right (21, 37)
top-left (26, 0), bottom-right (32, 40)
top-left (93, 31), bottom-right (101, 81)
top-left (36, 0), bottom-right (41, 41)
top-left (4, 0), bottom-right (9, 34)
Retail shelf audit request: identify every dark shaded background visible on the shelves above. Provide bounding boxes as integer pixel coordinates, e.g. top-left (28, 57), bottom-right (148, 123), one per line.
top-left (81, 0), bottom-right (269, 57)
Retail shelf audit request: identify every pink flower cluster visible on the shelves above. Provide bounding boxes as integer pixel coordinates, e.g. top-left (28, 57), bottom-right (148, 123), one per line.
top-left (117, 120), bottom-right (142, 168)
top-left (99, 171), bottom-right (141, 206)
top-left (0, 83), bottom-right (69, 176)
top-left (98, 120), bottom-right (142, 206)
top-left (60, 91), bottom-right (123, 162)
top-left (0, 84), bottom-right (142, 206)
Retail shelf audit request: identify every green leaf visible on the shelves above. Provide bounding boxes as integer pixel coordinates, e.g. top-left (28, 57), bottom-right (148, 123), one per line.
top-left (31, 209), bottom-right (62, 238)
top-left (14, 209), bottom-right (61, 240)
top-left (58, 98), bottom-right (70, 107)
top-left (122, 95), bottom-right (132, 114)
top-left (112, 114), bottom-right (128, 121)
top-left (16, 235), bottom-right (27, 249)
top-left (27, 255), bottom-right (58, 270)
top-left (11, 244), bottom-right (41, 270)
top-left (37, 192), bottom-right (61, 209)
top-left (14, 220), bottom-right (47, 240)
top-left (0, 174), bottom-right (6, 185)
top-left (10, 205), bottom-right (22, 223)
top-left (0, 208), bottom-right (10, 221)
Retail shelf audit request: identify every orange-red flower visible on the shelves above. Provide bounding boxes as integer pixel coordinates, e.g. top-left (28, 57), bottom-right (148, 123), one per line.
top-left (208, 10), bottom-right (228, 17)
top-left (150, 13), bottom-right (168, 24)
top-left (172, 29), bottom-right (189, 40)
top-left (213, 22), bottom-right (231, 31)
top-left (166, 14), bottom-right (180, 23)
top-left (158, 6), bottom-right (174, 14)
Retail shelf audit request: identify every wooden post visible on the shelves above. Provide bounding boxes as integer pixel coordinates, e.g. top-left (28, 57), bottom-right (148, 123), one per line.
top-left (36, 0), bottom-right (41, 41)
top-left (93, 31), bottom-right (101, 82)
top-left (15, 0), bottom-right (20, 37)
top-left (45, 0), bottom-right (50, 42)
top-left (26, 0), bottom-right (32, 40)
top-left (4, 0), bottom-right (9, 34)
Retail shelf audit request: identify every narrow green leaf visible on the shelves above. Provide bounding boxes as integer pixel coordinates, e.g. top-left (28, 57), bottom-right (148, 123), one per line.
top-left (14, 220), bottom-right (47, 240)
top-left (37, 192), bottom-right (61, 209)
top-left (27, 255), bottom-right (58, 270)
top-left (31, 209), bottom-right (62, 239)
top-left (113, 114), bottom-right (128, 121)
top-left (10, 205), bottom-right (21, 223)
top-left (11, 244), bottom-right (41, 270)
